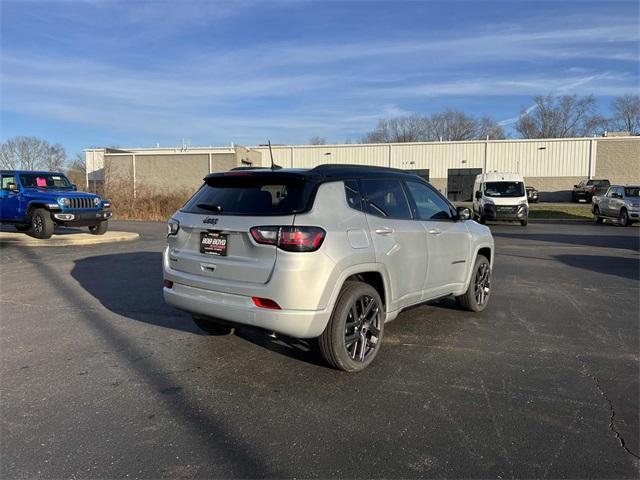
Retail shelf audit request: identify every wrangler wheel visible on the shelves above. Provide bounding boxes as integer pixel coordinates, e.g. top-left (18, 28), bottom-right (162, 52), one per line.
top-left (89, 221), bottom-right (109, 235)
top-left (29, 208), bottom-right (54, 239)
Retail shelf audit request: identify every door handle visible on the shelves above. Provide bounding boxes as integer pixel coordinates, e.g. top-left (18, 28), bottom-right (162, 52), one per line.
top-left (375, 227), bottom-right (394, 235)
top-left (428, 228), bottom-right (442, 235)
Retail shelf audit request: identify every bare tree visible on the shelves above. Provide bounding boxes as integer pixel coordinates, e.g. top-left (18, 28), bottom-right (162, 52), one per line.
top-left (309, 136), bottom-right (327, 145)
top-left (361, 111), bottom-right (504, 143)
top-left (361, 115), bottom-right (430, 143)
top-left (515, 95), bottom-right (606, 138)
top-left (0, 136), bottom-right (67, 170)
top-left (66, 153), bottom-right (86, 186)
top-left (477, 116), bottom-right (506, 140)
top-left (610, 94), bottom-right (640, 135)
top-left (46, 143), bottom-right (67, 171)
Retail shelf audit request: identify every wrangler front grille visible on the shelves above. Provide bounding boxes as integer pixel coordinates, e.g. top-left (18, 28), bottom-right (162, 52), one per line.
top-left (69, 197), bottom-right (96, 209)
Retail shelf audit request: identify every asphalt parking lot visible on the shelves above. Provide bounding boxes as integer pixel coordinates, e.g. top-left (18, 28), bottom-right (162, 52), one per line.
top-left (1, 220), bottom-right (638, 479)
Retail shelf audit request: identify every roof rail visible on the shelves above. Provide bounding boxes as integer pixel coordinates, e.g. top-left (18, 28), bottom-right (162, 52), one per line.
top-left (311, 164), bottom-right (406, 174)
top-left (229, 166), bottom-right (271, 171)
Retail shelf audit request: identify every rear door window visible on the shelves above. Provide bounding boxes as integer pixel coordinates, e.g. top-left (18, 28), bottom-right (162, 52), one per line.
top-left (405, 181), bottom-right (454, 220)
top-left (1, 174), bottom-right (17, 190)
top-left (182, 175), bottom-right (314, 216)
top-left (359, 179), bottom-right (412, 219)
top-left (344, 180), bottom-right (362, 211)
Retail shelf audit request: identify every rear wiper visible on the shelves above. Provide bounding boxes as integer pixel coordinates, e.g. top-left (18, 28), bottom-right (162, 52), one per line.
top-left (197, 203), bottom-right (223, 212)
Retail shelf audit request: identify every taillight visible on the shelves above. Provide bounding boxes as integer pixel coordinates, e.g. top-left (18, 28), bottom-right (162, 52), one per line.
top-left (250, 226), bottom-right (326, 252)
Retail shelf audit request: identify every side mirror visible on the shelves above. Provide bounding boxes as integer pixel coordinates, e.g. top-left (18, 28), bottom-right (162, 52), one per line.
top-left (71, 184), bottom-right (77, 191)
top-left (457, 206), bottom-right (472, 221)
top-left (475, 190), bottom-right (482, 199)
top-left (7, 183), bottom-right (18, 191)
top-left (573, 185), bottom-right (578, 188)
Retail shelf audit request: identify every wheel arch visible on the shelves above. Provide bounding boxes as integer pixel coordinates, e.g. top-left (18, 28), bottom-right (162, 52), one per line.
top-left (26, 202), bottom-right (52, 215)
top-left (327, 264), bottom-right (392, 315)
top-left (461, 243), bottom-right (493, 293)
top-left (344, 271), bottom-right (386, 308)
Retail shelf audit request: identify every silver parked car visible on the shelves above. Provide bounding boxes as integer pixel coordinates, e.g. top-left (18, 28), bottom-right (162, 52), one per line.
top-left (592, 185), bottom-right (640, 226)
top-left (163, 165), bottom-right (494, 371)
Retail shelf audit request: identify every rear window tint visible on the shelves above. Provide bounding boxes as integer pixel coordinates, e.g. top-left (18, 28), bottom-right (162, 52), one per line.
top-left (344, 180), bottom-right (362, 211)
top-left (182, 176), bottom-right (314, 215)
top-left (360, 179), bottom-right (412, 219)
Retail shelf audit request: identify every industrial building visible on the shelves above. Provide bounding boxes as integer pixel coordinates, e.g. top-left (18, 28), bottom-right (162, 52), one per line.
top-left (85, 135), bottom-right (640, 202)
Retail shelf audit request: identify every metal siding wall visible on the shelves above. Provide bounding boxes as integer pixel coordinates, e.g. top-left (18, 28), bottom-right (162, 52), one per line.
top-left (256, 140), bottom-right (590, 177)
top-left (391, 143), bottom-right (485, 177)
top-left (293, 145), bottom-right (389, 168)
top-left (253, 147), bottom-right (293, 167)
top-left (200, 138), bottom-right (608, 178)
top-left (487, 139), bottom-right (590, 177)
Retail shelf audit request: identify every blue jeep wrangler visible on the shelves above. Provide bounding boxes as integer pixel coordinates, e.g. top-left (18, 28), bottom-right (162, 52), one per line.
top-left (0, 170), bottom-right (112, 239)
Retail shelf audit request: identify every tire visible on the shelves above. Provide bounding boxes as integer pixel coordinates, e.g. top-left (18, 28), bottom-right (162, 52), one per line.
top-left (318, 281), bottom-right (384, 372)
top-left (593, 206), bottom-right (603, 224)
top-left (456, 255), bottom-right (491, 312)
top-left (14, 224), bottom-right (30, 232)
top-left (520, 218), bottom-right (528, 226)
top-left (192, 315), bottom-right (233, 335)
top-left (619, 209), bottom-right (630, 227)
top-left (29, 208), bottom-right (54, 239)
top-left (88, 221), bottom-right (108, 235)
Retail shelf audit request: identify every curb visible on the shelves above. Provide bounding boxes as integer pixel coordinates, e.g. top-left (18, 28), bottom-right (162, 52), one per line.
top-left (0, 230), bottom-right (140, 247)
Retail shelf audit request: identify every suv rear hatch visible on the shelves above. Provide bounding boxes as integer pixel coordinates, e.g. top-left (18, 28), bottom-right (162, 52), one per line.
top-left (168, 171), bottom-right (318, 285)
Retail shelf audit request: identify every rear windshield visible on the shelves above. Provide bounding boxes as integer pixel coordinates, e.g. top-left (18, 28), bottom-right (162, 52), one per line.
top-left (484, 181), bottom-right (525, 198)
top-left (625, 187), bottom-right (640, 197)
top-left (182, 175), bottom-right (315, 215)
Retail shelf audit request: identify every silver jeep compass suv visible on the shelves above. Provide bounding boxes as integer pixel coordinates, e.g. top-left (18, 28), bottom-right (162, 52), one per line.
top-left (163, 165), bottom-right (494, 371)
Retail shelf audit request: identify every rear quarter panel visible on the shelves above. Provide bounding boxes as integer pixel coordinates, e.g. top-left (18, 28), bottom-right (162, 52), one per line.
top-left (293, 180), bottom-right (378, 309)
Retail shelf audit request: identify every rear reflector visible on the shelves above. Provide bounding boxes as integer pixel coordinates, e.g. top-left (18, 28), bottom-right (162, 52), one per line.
top-left (163, 280), bottom-right (174, 289)
top-left (250, 226), bottom-right (326, 252)
top-left (252, 297), bottom-right (281, 310)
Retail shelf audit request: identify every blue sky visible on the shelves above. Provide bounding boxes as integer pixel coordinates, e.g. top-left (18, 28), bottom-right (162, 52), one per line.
top-left (1, 0), bottom-right (638, 156)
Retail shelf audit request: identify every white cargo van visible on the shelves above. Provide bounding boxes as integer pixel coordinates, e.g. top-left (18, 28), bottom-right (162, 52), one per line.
top-left (473, 172), bottom-right (528, 226)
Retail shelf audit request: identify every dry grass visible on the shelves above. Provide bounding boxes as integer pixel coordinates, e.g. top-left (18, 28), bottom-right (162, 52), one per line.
top-left (103, 180), bottom-right (192, 221)
top-left (528, 204), bottom-right (593, 219)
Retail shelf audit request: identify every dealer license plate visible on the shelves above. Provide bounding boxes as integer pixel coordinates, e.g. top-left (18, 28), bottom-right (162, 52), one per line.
top-left (200, 232), bottom-right (228, 256)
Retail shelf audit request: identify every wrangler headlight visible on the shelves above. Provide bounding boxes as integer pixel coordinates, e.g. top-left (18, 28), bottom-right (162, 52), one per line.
top-left (58, 197), bottom-right (70, 207)
top-left (93, 197), bottom-right (101, 207)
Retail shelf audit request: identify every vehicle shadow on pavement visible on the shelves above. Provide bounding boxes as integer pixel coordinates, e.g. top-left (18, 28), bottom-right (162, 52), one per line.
top-left (493, 232), bottom-right (640, 251)
top-left (555, 254), bottom-right (640, 281)
top-left (29, 248), bottom-right (284, 477)
top-left (71, 252), bottom-right (328, 366)
top-left (234, 329), bottom-right (327, 367)
top-left (71, 252), bottom-right (202, 334)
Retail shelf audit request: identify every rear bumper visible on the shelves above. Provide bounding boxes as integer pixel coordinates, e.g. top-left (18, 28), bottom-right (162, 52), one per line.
top-left (163, 282), bottom-right (331, 338)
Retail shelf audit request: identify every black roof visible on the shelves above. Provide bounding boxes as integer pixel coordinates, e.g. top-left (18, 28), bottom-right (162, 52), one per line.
top-left (207, 164), bottom-right (421, 183)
